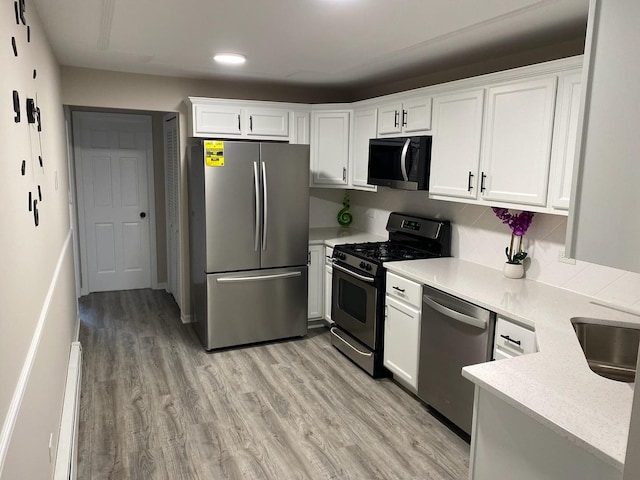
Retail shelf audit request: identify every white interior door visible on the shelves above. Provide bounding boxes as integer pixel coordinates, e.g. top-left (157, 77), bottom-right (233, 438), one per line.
top-left (163, 114), bottom-right (180, 304)
top-left (74, 112), bottom-right (153, 293)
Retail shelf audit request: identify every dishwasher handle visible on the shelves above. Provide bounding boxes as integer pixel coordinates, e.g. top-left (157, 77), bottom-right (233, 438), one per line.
top-left (423, 294), bottom-right (487, 330)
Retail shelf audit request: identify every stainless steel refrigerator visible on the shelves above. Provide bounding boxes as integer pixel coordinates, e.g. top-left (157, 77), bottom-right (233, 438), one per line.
top-left (188, 141), bottom-right (310, 350)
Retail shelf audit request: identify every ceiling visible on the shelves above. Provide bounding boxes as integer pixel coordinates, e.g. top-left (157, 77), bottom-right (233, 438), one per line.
top-left (32, 0), bottom-right (589, 89)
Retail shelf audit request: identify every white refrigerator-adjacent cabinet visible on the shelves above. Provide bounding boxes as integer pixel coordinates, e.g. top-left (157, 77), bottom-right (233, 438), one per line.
top-left (188, 141), bottom-right (310, 350)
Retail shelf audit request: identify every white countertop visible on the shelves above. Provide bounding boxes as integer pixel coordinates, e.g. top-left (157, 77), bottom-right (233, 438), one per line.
top-left (309, 227), bottom-right (386, 247)
top-left (384, 257), bottom-right (640, 471)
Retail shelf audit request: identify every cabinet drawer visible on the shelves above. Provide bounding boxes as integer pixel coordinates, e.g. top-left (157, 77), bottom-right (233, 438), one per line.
top-left (494, 317), bottom-right (536, 356)
top-left (386, 272), bottom-right (421, 308)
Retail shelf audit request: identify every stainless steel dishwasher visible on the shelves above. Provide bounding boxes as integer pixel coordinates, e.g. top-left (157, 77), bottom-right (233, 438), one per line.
top-left (417, 285), bottom-right (495, 436)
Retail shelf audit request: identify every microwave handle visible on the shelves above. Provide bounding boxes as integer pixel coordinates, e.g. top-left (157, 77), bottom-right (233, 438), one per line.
top-left (400, 138), bottom-right (410, 181)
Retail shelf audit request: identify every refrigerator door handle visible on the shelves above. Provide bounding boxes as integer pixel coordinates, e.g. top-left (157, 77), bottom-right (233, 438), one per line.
top-left (253, 161), bottom-right (260, 251)
top-left (216, 271), bottom-right (302, 283)
top-left (261, 161), bottom-right (268, 251)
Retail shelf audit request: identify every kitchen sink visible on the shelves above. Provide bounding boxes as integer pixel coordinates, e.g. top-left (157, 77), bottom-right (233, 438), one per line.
top-left (571, 318), bottom-right (640, 382)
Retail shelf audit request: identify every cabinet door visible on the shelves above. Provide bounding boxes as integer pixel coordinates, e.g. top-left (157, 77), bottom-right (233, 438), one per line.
top-left (193, 104), bottom-right (242, 136)
top-left (292, 111), bottom-right (310, 145)
top-left (480, 77), bottom-right (557, 206)
top-left (384, 295), bottom-right (420, 390)
top-left (307, 245), bottom-right (324, 320)
top-left (377, 102), bottom-right (402, 135)
top-left (429, 90), bottom-right (485, 199)
top-left (311, 111), bottom-right (350, 186)
top-left (245, 107), bottom-right (289, 138)
top-left (324, 263), bottom-right (333, 323)
top-left (351, 107), bottom-right (378, 191)
top-left (549, 73), bottom-right (582, 210)
top-left (402, 96), bottom-right (432, 133)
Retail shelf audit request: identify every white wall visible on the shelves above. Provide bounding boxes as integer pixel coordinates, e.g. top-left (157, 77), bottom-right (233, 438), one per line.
top-left (0, 1), bottom-right (78, 478)
top-left (348, 188), bottom-right (640, 309)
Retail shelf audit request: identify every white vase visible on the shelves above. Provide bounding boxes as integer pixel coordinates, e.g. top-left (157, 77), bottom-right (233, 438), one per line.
top-left (503, 262), bottom-right (524, 279)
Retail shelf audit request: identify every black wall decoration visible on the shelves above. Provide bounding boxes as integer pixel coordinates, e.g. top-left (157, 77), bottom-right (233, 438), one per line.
top-left (12, 90), bottom-right (20, 122)
top-left (10, 0), bottom-right (47, 227)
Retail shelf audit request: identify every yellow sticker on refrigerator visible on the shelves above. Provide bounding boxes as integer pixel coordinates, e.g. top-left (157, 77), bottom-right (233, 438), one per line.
top-left (204, 140), bottom-right (224, 167)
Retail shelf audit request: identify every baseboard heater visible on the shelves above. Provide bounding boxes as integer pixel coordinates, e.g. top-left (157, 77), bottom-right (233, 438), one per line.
top-left (54, 342), bottom-right (82, 480)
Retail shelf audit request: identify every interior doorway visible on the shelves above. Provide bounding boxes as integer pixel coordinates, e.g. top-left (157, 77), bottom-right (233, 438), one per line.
top-left (72, 111), bottom-right (156, 294)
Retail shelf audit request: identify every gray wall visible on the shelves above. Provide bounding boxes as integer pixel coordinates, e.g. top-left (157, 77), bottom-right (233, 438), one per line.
top-left (0, 3), bottom-right (78, 478)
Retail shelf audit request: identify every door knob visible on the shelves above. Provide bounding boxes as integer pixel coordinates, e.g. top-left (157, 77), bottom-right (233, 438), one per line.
top-left (140, 212), bottom-right (146, 218)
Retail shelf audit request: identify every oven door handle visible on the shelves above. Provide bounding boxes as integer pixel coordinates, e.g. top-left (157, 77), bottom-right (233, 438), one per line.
top-left (333, 263), bottom-right (375, 283)
top-left (330, 328), bottom-right (373, 357)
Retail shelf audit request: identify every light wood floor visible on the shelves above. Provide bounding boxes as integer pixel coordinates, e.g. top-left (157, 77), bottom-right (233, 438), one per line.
top-left (78, 289), bottom-right (469, 479)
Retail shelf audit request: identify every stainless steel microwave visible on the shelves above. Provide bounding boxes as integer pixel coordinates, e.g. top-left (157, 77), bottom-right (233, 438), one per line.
top-left (367, 136), bottom-right (432, 191)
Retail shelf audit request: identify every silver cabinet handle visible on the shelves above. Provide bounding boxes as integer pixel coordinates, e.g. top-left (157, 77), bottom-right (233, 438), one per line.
top-left (253, 161), bottom-right (260, 251)
top-left (261, 161), bottom-right (268, 251)
top-left (217, 271), bottom-right (301, 283)
top-left (400, 138), bottom-right (410, 181)
top-left (332, 263), bottom-right (375, 283)
top-left (330, 327), bottom-right (373, 357)
top-left (423, 295), bottom-right (487, 330)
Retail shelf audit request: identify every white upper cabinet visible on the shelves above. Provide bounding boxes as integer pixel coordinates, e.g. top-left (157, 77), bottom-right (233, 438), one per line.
top-left (244, 107), bottom-right (289, 137)
top-left (479, 76), bottom-right (557, 206)
top-left (429, 89), bottom-right (485, 199)
top-left (350, 107), bottom-right (378, 191)
top-left (308, 245), bottom-right (324, 320)
top-left (548, 72), bottom-right (582, 210)
top-left (377, 96), bottom-right (432, 136)
top-left (291, 111), bottom-right (310, 145)
top-left (186, 97), bottom-right (295, 140)
top-left (192, 103), bottom-right (242, 137)
top-left (311, 110), bottom-right (351, 187)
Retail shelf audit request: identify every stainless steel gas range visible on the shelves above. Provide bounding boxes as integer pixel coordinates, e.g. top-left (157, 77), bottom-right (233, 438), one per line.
top-left (330, 212), bottom-right (451, 377)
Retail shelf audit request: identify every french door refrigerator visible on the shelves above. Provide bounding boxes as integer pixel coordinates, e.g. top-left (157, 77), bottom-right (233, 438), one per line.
top-left (188, 141), bottom-right (310, 350)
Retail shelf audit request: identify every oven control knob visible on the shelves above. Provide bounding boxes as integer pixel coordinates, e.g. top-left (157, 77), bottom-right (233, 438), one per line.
top-left (366, 264), bottom-right (372, 271)
top-left (359, 261), bottom-right (366, 268)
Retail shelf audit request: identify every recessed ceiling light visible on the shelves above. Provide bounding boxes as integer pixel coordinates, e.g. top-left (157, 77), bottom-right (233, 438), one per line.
top-left (213, 53), bottom-right (246, 65)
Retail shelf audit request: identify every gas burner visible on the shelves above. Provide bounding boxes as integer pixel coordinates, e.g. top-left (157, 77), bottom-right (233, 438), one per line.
top-left (338, 241), bottom-right (435, 264)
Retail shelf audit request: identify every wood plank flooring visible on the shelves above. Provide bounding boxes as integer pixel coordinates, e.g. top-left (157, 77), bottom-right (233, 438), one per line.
top-left (78, 289), bottom-right (469, 479)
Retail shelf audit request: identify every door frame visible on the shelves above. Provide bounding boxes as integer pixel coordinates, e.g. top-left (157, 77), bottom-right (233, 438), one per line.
top-left (162, 112), bottom-right (181, 307)
top-left (72, 111), bottom-right (157, 296)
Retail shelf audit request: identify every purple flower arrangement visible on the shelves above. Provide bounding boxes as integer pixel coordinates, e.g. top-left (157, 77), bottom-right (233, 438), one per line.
top-left (492, 208), bottom-right (535, 264)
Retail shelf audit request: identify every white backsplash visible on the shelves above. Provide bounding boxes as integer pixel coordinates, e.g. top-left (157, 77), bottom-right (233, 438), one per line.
top-left (311, 188), bottom-right (640, 309)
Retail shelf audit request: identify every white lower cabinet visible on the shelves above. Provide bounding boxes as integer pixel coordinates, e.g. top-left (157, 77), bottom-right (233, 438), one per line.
top-left (384, 272), bottom-right (422, 391)
top-left (324, 246), bottom-right (333, 323)
top-left (307, 245), bottom-right (324, 320)
top-left (492, 316), bottom-right (536, 360)
top-left (470, 387), bottom-right (620, 480)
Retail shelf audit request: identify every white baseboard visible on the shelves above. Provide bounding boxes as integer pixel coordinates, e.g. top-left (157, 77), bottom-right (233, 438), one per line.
top-left (154, 282), bottom-right (168, 291)
top-left (181, 313), bottom-right (194, 324)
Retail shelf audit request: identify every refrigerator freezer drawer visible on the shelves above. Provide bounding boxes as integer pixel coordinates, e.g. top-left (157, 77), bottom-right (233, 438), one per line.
top-left (199, 266), bottom-right (308, 350)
